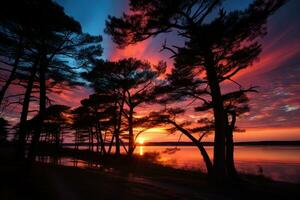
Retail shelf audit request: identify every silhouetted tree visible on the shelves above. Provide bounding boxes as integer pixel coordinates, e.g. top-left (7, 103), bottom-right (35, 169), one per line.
top-left (72, 94), bottom-right (116, 154)
top-left (72, 105), bottom-right (92, 151)
top-left (0, 0), bottom-right (103, 160)
top-left (84, 58), bottom-right (166, 156)
top-left (106, 0), bottom-right (286, 181)
top-left (83, 60), bottom-right (126, 155)
top-left (41, 105), bottom-right (70, 149)
top-left (0, 117), bottom-right (9, 142)
top-left (21, 104), bottom-right (70, 150)
top-left (147, 108), bottom-right (213, 176)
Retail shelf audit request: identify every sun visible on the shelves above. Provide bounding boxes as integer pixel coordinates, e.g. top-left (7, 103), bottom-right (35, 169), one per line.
top-left (137, 138), bottom-right (144, 145)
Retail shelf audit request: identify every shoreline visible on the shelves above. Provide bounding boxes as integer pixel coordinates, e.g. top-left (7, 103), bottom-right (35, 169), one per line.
top-left (1, 146), bottom-right (300, 199)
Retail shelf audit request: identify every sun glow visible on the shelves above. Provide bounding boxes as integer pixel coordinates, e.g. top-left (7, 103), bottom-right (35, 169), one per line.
top-left (137, 138), bottom-right (144, 145)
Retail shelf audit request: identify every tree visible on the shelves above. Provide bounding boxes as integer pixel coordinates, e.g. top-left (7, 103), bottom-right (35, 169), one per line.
top-left (84, 58), bottom-right (166, 156)
top-left (147, 108), bottom-right (213, 176)
top-left (83, 60), bottom-right (126, 155)
top-left (20, 104), bottom-right (70, 150)
top-left (41, 105), bottom-right (71, 149)
top-left (106, 0), bottom-right (286, 181)
top-left (28, 32), bottom-right (102, 160)
top-left (72, 94), bottom-right (116, 155)
top-left (0, 117), bottom-right (9, 142)
top-left (0, 0), bottom-right (103, 160)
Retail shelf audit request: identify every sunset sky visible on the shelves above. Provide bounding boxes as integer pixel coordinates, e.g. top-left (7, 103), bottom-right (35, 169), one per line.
top-left (7, 0), bottom-right (300, 142)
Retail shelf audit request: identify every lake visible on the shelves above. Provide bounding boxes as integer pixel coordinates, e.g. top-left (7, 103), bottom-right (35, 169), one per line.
top-left (54, 145), bottom-right (300, 183)
top-left (134, 145), bottom-right (300, 183)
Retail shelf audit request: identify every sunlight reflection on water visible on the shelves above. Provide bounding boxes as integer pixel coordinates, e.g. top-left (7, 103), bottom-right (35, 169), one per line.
top-left (41, 145), bottom-right (300, 183)
top-left (139, 146), bottom-right (144, 156)
top-left (135, 146), bottom-right (300, 183)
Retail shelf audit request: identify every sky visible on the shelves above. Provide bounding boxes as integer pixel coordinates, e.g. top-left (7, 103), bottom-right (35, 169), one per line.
top-left (4, 0), bottom-right (300, 142)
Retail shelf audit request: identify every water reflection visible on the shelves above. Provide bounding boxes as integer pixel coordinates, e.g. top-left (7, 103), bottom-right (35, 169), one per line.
top-left (135, 145), bottom-right (300, 183)
top-left (139, 146), bottom-right (144, 156)
top-left (38, 145), bottom-right (300, 183)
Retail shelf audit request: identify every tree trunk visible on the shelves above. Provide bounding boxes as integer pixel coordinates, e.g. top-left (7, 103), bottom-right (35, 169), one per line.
top-left (16, 58), bottom-right (39, 160)
top-left (204, 50), bottom-right (227, 182)
top-left (115, 91), bottom-right (126, 155)
top-left (88, 129), bottom-right (92, 151)
top-left (115, 126), bottom-right (120, 155)
top-left (126, 91), bottom-right (135, 156)
top-left (91, 129), bottom-right (94, 152)
top-left (55, 127), bottom-right (61, 154)
top-left (96, 122), bottom-right (106, 155)
top-left (170, 121), bottom-right (213, 176)
top-left (95, 126), bottom-right (100, 154)
top-left (28, 56), bottom-right (47, 162)
top-left (107, 134), bottom-right (115, 155)
top-left (226, 112), bottom-right (238, 178)
top-left (75, 129), bottom-right (79, 150)
top-left (128, 106), bottom-right (134, 155)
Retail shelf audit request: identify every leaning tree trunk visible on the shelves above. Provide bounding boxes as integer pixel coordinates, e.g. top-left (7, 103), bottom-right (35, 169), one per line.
top-left (16, 58), bottom-right (39, 160)
top-left (107, 134), bottom-right (115, 155)
top-left (170, 121), bottom-right (213, 176)
top-left (204, 50), bottom-right (227, 183)
top-left (226, 112), bottom-right (238, 179)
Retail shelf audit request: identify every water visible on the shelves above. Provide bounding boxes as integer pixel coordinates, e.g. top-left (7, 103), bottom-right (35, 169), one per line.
top-left (48, 145), bottom-right (300, 183)
top-left (135, 145), bottom-right (300, 183)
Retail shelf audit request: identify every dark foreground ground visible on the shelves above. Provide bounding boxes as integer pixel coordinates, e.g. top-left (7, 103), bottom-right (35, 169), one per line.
top-left (1, 145), bottom-right (299, 200)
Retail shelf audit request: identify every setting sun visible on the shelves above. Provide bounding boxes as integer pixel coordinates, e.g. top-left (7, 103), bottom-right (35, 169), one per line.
top-left (137, 138), bottom-right (144, 145)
